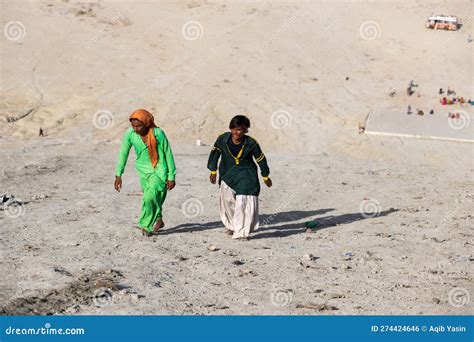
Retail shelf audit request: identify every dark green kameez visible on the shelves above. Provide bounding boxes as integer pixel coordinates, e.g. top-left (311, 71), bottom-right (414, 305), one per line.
top-left (207, 132), bottom-right (270, 196)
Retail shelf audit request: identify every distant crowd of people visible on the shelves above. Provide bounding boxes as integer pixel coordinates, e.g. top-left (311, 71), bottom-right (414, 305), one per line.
top-left (439, 87), bottom-right (473, 105)
top-left (406, 105), bottom-right (434, 116)
top-left (405, 82), bottom-right (473, 118)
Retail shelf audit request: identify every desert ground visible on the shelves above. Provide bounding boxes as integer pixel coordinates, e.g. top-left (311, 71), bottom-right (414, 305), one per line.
top-left (0, 0), bottom-right (472, 315)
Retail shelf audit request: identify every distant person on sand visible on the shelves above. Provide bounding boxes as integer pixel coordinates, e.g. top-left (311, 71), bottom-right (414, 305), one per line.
top-left (207, 115), bottom-right (272, 240)
top-left (39, 127), bottom-right (44, 137)
top-left (114, 109), bottom-right (176, 237)
top-left (407, 105), bottom-right (412, 114)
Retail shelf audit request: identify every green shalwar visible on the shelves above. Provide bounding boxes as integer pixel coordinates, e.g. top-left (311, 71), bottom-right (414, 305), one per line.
top-left (116, 127), bottom-right (177, 232)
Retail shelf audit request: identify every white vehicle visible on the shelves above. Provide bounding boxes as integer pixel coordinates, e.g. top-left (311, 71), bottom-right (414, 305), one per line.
top-left (426, 15), bottom-right (459, 31)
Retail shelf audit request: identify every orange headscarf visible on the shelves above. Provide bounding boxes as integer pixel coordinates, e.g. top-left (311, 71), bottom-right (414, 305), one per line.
top-left (129, 109), bottom-right (158, 168)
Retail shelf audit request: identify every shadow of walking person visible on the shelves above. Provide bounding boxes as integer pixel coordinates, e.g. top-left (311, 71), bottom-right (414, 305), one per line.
top-left (252, 208), bottom-right (399, 240)
top-left (160, 209), bottom-right (335, 235)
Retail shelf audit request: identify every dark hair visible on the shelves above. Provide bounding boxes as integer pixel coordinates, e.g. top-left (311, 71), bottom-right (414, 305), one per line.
top-left (229, 115), bottom-right (250, 129)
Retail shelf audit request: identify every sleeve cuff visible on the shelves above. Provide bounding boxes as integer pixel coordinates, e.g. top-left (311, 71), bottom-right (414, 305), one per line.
top-left (262, 176), bottom-right (269, 181)
top-left (210, 170), bottom-right (217, 175)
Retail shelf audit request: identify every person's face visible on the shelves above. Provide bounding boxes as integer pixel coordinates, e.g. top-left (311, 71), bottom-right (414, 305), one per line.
top-left (131, 119), bottom-right (147, 135)
top-left (230, 126), bottom-right (247, 141)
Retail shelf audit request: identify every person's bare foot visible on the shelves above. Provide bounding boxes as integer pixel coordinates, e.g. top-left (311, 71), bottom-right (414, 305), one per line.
top-left (153, 219), bottom-right (165, 233)
top-left (141, 229), bottom-right (152, 237)
top-left (235, 236), bottom-right (249, 241)
top-left (225, 229), bottom-right (233, 235)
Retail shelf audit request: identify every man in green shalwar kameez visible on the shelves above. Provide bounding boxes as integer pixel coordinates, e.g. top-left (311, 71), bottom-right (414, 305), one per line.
top-left (114, 109), bottom-right (176, 236)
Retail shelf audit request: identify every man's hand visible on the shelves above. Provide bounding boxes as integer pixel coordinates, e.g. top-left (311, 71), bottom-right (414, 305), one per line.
top-left (167, 180), bottom-right (176, 190)
top-left (210, 173), bottom-right (217, 184)
top-left (264, 177), bottom-right (272, 188)
top-left (114, 176), bottom-right (122, 192)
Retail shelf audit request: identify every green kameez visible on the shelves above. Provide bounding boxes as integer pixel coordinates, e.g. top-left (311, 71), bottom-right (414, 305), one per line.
top-left (116, 127), bottom-right (177, 232)
top-left (207, 132), bottom-right (270, 196)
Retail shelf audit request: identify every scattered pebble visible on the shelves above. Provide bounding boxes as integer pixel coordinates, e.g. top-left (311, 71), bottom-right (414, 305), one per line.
top-left (328, 293), bottom-right (345, 299)
top-left (456, 255), bottom-right (471, 262)
top-left (207, 245), bottom-right (219, 252)
top-left (54, 267), bottom-right (73, 277)
top-left (31, 194), bottom-right (48, 201)
top-left (296, 303), bottom-right (339, 311)
top-left (342, 252), bottom-right (353, 260)
top-left (238, 268), bottom-right (256, 276)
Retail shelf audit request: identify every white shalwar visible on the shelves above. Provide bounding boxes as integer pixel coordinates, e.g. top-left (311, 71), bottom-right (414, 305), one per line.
top-left (219, 181), bottom-right (259, 238)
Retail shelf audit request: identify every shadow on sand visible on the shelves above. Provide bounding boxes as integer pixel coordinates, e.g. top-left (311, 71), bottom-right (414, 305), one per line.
top-left (161, 208), bottom-right (398, 239)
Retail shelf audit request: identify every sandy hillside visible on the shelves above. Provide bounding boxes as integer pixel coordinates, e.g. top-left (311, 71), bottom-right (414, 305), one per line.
top-left (0, 0), bottom-right (472, 315)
